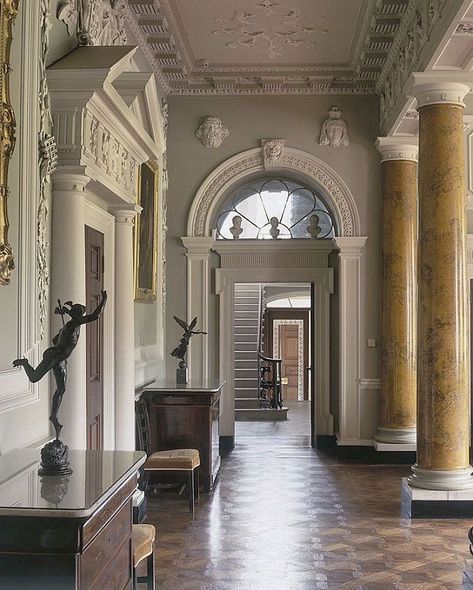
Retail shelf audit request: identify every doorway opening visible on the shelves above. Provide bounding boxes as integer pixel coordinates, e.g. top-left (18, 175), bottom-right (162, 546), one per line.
top-left (234, 282), bottom-right (313, 445)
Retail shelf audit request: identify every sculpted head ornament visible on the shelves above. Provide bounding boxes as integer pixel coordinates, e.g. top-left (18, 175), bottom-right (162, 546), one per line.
top-left (195, 116), bottom-right (230, 148)
top-left (319, 106), bottom-right (349, 148)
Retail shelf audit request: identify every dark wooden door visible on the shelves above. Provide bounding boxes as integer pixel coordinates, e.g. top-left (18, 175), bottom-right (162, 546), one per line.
top-left (85, 226), bottom-right (104, 450)
top-left (280, 324), bottom-right (300, 401)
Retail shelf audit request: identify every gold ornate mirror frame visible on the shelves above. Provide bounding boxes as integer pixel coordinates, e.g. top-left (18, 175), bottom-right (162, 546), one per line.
top-left (0, 0), bottom-right (18, 286)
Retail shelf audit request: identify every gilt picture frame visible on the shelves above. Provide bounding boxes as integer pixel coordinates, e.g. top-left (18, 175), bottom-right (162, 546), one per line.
top-left (134, 160), bottom-right (159, 302)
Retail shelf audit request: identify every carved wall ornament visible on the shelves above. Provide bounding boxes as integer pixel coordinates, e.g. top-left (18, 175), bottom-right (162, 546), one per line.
top-left (261, 138), bottom-right (285, 168)
top-left (456, 22), bottom-right (473, 35)
top-left (0, 0), bottom-right (19, 286)
top-left (212, 2), bottom-right (326, 59)
top-left (161, 99), bottom-right (169, 142)
top-left (195, 116), bottom-right (229, 148)
top-left (319, 107), bottom-right (349, 148)
top-left (57, 0), bottom-right (127, 46)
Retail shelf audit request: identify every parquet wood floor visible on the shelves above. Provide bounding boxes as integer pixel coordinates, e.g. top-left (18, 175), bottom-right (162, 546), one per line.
top-left (143, 403), bottom-right (472, 590)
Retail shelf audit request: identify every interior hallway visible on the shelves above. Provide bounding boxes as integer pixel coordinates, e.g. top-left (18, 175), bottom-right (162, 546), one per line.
top-left (145, 405), bottom-right (471, 589)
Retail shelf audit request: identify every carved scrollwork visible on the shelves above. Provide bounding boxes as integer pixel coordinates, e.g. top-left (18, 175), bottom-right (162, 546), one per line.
top-left (0, 0), bottom-right (19, 286)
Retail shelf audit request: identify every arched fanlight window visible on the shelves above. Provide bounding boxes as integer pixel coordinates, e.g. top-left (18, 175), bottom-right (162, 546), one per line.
top-left (215, 178), bottom-right (336, 240)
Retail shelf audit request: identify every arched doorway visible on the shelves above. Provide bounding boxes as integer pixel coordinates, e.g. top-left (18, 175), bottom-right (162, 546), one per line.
top-left (182, 144), bottom-right (367, 450)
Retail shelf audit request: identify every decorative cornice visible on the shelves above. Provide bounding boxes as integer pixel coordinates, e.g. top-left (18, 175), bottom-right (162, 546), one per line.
top-left (376, 136), bottom-right (418, 162)
top-left (126, 0), bottom-right (414, 96)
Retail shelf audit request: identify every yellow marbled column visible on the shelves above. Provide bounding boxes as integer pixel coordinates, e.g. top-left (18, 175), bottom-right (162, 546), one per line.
top-left (416, 103), bottom-right (469, 472)
top-left (378, 159), bottom-right (417, 441)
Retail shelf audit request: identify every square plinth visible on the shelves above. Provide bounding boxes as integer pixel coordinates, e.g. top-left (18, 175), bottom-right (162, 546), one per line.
top-left (401, 478), bottom-right (473, 518)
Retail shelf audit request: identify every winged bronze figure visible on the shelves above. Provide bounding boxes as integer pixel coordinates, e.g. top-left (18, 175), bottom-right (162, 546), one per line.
top-left (171, 316), bottom-right (207, 368)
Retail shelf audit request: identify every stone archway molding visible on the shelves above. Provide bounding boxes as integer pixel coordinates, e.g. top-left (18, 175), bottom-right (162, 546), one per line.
top-left (187, 145), bottom-right (361, 238)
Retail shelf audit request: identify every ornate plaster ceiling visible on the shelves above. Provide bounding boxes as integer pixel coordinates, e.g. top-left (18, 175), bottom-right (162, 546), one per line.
top-left (127, 0), bottom-right (415, 95)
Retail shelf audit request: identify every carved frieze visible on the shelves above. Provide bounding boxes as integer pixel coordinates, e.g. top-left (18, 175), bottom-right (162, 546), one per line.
top-left (195, 116), bottom-right (229, 148)
top-left (57, 0), bottom-right (127, 46)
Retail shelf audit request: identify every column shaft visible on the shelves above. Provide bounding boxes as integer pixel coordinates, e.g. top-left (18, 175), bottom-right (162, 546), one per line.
top-left (416, 103), bottom-right (469, 471)
top-left (51, 172), bottom-right (88, 450)
top-left (378, 158), bottom-right (417, 442)
top-left (113, 210), bottom-right (138, 451)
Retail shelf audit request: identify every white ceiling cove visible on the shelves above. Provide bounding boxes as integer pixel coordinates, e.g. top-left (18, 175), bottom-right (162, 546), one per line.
top-left (126, 0), bottom-right (469, 97)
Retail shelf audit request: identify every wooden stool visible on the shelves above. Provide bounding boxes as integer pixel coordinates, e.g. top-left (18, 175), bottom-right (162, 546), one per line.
top-left (132, 524), bottom-right (156, 590)
top-left (144, 449), bottom-right (200, 513)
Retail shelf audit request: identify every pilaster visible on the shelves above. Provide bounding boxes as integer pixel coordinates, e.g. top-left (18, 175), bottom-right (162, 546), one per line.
top-left (110, 205), bottom-right (141, 451)
top-left (181, 237), bottom-right (215, 382)
top-left (334, 236), bottom-right (368, 446)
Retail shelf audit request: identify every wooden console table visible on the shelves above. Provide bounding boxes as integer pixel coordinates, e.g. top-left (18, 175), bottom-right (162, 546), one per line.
top-left (0, 448), bottom-right (145, 589)
top-left (141, 379), bottom-right (225, 491)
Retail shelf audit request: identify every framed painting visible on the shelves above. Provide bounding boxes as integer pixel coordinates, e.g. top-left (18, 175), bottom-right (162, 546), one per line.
top-left (134, 160), bottom-right (159, 302)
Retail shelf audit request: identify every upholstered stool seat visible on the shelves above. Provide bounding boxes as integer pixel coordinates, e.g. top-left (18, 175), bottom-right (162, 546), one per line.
top-left (145, 449), bottom-right (200, 470)
top-left (136, 398), bottom-right (201, 512)
top-left (132, 523), bottom-right (156, 589)
top-left (144, 448), bottom-right (201, 512)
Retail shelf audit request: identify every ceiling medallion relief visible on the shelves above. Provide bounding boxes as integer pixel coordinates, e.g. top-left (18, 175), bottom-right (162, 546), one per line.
top-left (212, 2), bottom-right (327, 60)
top-left (195, 116), bottom-right (230, 148)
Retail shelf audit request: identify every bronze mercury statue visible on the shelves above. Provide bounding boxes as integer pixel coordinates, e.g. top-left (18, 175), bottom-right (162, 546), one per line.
top-left (13, 290), bottom-right (107, 475)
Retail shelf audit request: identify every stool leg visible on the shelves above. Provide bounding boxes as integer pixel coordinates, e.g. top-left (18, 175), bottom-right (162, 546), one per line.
top-left (188, 471), bottom-right (195, 513)
top-left (147, 548), bottom-right (155, 590)
top-left (194, 468), bottom-right (199, 501)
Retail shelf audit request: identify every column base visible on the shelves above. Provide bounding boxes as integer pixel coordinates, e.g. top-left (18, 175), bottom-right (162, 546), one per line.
top-left (401, 477), bottom-right (473, 518)
top-left (408, 464), bottom-right (473, 490)
top-left (374, 426), bottom-right (416, 445)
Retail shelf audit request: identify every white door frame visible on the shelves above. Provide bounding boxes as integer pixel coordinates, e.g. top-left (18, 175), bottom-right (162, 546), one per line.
top-left (214, 240), bottom-right (334, 440)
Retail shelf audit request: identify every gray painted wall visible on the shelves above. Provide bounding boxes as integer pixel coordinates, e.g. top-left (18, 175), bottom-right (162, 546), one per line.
top-left (166, 95), bottom-right (382, 395)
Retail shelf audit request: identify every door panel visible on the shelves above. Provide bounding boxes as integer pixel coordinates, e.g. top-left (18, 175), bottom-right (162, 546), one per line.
top-left (85, 226), bottom-right (104, 450)
top-left (280, 325), bottom-right (299, 401)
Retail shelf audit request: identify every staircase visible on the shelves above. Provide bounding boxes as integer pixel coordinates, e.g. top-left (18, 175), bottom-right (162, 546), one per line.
top-left (234, 283), bottom-right (288, 421)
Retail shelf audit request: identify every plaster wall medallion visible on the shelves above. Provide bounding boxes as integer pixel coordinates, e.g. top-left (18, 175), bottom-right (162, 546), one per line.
top-left (319, 107), bottom-right (349, 147)
top-left (261, 138), bottom-right (285, 168)
top-left (212, 1), bottom-right (327, 59)
top-left (195, 116), bottom-right (229, 148)
top-left (57, 0), bottom-right (127, 46)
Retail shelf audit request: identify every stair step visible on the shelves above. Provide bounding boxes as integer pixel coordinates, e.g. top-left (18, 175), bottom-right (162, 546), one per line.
top-left (235, 398), bottom-right (260, 409)
top-left (235, 378), bottom-right (259, 389)
top-left (235, 407), bottom-right (289, 421)
top-left (235, 343), bottom-right (258, 351)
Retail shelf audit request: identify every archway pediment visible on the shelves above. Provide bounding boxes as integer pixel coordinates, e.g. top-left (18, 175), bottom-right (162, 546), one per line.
top-left (187, 146), bottom-right (361, 238)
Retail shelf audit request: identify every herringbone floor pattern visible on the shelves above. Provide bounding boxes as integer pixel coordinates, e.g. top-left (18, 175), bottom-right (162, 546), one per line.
top-left (143, 403), bottom-right (473, 590)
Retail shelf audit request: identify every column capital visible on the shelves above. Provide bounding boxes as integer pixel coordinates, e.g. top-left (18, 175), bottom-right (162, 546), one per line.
top-left (181, 236), bottom-right (215, 259)
top-left (376, 136), bottom-right (418, 163)
top-left (109, 204), bottom-right (142, 225)
top-left (52, 166), bottom-right (90, 193)
top-left (404, 72), bottom-right (472, 109)
top-left (335, 236), bottom-right (367, 257)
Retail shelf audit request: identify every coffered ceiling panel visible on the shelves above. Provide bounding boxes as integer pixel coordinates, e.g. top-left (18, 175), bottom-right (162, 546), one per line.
top-left (171, 0), bottom-right (364, 65)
